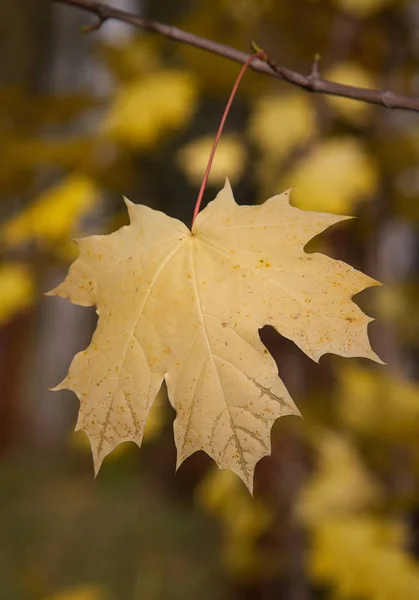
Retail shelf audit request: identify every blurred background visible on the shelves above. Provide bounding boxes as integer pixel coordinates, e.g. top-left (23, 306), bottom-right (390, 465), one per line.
top-left (1, 0), bottom-right (419, 598)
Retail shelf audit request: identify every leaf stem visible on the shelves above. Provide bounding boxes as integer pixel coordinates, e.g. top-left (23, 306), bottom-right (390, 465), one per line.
top-left (191, 52), bottom-right (265, 227)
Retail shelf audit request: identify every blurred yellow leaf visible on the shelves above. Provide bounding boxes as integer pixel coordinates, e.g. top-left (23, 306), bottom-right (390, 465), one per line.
top-left (332, 0), bottom-right (394, 17)
top-left (0, 135), bottom-right (97, 197)
top-left (176, 135), bottom-right (245, 186)
top-left (298, 432), bottom-right (380, 522)
top-left (197, 467), bottom-right (246, 513)
top-left (325, 62), bottom-right (376, 124)
top-left (284, 137), bottom-right (377, 213)
top-left (338, 364), bottom-right (419, 440)
top-left (46, 584), bottom-right (107, 600)
top-left (301, 428), bottom-right (419, 600)
top-left (102, 70), bottom-right (197, 148)
top-left (310, 516), bottom-right (419, 600)
top-left (2, 174), bottom-right (99, 247)
top-left (99, 38), bottom-right (161, 81)
top-left (374, 285), bottom-right (419, 343)
top-left (0, 263), bottom-right (34, 325)
top-left (249, 93), bottom-right (317, 158)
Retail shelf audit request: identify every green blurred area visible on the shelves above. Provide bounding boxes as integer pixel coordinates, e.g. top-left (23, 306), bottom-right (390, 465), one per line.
top-left (0, 452), bottom-right (222, 600)
top-left (1, 0), bottom-right (419, 599)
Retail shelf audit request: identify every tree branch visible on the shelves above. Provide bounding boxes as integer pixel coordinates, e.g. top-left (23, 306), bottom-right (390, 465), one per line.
top-left (53, 0), bottom-right (419, 113)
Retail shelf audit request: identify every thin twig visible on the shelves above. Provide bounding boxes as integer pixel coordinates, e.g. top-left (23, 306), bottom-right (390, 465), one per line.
top-left (52, 0), bottom-right (419, 113)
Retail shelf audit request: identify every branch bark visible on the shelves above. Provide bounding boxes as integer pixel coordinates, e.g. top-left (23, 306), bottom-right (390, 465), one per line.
top-left (52, 0), bottom-right (419, 113)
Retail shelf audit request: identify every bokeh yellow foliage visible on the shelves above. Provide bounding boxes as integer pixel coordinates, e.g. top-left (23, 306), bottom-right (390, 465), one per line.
top-left (2, 174), bottom-right (98, 247)
top-left (374, 284), bottom-right (419, 342)
top-left (284, 137), bottom-right (378, 213)
top-left (298, 433), bottom-right (380, 521)
top-left (310, 516), bottom-right (419, 600)
top-left (176, 135), bottom-right (246, 186)
top-left (99, 38), bottom-right (161, 81)
top-left (300, 430), bottom-right (419, 600)
top-left (338, 364), bottom-right (419, 440)
top-left (249, 93), bottom-right (318, 159)
top-left (325, 62), bottom-right (376, 124)
top-left (102, 70), bottom-right (197, 148)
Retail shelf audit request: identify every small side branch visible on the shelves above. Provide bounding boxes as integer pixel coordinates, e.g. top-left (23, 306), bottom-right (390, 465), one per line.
top-left (52, 0), bottom-right (419, 113)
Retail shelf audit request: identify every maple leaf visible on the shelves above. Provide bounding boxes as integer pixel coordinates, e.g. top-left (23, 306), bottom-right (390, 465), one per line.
top-left (49, 180), bottom-right (381, 491)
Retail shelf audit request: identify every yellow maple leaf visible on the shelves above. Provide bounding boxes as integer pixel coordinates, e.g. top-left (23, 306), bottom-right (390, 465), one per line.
top-left (49, 180), bottom-right (381, 491)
